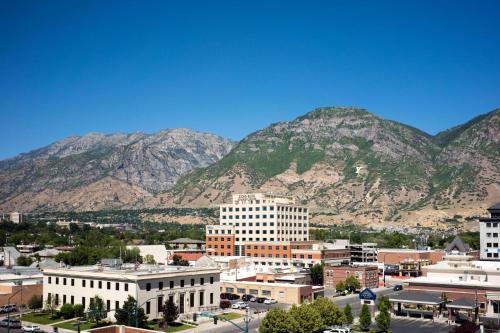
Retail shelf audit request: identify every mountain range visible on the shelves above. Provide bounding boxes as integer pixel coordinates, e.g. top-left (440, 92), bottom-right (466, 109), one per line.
top-left (1, 107), bottom-right (499, 228)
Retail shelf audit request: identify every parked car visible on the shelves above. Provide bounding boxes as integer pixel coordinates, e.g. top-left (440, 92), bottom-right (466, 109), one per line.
top-left (242, 294), bottom-right (255, 302)
top-left (393, 284), bottom-right (403, 291)
top-left (323, 328), bottom-right (351, 333)
top-left (231, 301), bottom-right (248, 309)
top-left (220, 292), bottom-right (230, 299)
top-left (249, 296), bottom-right (256, 302)
top-left (256, 297), bottom-right (267, 303)
top-left (22, 325), bottom-right (41, 332)
top-left (0, 319), bottom-right (10, 327)
top-left (264, 298), bottom-right (277, 304)
top-left (8, 320), bottom-right (22, 329)
top-left (230, 293), bottom-right (241, 300)
top-left (220, 300), bottom-right (232, 309)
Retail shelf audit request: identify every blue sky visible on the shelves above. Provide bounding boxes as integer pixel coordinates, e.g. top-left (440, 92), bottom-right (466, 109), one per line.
top-left (1, 1), bottom-right (499, 159)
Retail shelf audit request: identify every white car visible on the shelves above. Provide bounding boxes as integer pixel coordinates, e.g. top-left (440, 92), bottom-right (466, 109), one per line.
top-left (22, 325), bottom-right (41, 332)
top-left (263, 298), bottom-right (277, 304)
top-left (231, 302), bottom-right (248, 309)
top-left (323, 327), bottom-right (351, 333)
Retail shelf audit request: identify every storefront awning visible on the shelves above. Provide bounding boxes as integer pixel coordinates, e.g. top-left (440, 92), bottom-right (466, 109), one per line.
top-left (446, 298), bottom-right (478, 310)
top-left (389, 291), bottom-right (443, 306)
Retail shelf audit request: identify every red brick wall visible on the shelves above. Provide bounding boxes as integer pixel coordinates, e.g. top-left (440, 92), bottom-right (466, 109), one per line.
top-left (206, 235), bottom-right (235, 256)
top-left (324, 266), bottom-right (378, 289)
top-left (0, 284), bottom-right (43, 307)
top-left (245, 242), bottom-right (292, 259)
top-left (378, 250), bottom-right (444, 265)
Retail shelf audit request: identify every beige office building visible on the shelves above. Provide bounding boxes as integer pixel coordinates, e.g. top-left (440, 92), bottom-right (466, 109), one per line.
top-left (43, 264), bottom-right (220, 320)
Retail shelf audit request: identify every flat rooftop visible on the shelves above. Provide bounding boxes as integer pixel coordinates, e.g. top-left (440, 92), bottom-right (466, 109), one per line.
top-left (43, 264), bottom-right (219, 280)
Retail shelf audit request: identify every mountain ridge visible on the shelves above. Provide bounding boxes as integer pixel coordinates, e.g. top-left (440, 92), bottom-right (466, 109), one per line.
top-left (1, 107), bottom-right (498, 229)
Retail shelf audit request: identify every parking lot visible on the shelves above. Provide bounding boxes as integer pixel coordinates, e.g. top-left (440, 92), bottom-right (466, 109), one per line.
top-left (228, 298), bottom-right (286, 312)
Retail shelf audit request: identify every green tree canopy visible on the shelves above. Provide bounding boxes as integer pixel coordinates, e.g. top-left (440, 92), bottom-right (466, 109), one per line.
top-left (259, 308), bottom-right (300, 333)
top-left (115, 296), bottom-right (147, 328)
top-left (289, 304), bottom-right (324, 333)
top-left (343, 304), bottom-right (353, 325)
top-left (344, 275), bottom-right (361, 291)
top-left (359, 304), bottom-right (372, 331)
top-left (311, 297), bottom-right (344, 326)
top-left (310, 263), bottom-right (324, 285)
top-left (59, 304), bottom-right (75, 319)
top-left (335, 280), bottom-right (346, 293)
top-left (88, 295), bottom-right (106, 324)
top-left (163, 298), bottom-right (179, 323)
top-left (17, 255), bottom-right (33, 266)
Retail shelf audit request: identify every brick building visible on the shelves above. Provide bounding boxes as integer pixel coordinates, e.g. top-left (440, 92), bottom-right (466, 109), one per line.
top-left (324, 265), bottom-right (379, 289)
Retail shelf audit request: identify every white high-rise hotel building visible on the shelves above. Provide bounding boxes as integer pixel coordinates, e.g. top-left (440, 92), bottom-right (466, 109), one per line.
top-left (206, 193), bottom-right (309, 256)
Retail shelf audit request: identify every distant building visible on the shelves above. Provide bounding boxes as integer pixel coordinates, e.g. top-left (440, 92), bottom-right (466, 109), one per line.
top-left (43, 264), bottom-right (221, 321)
top-left (9, 212), bottom-right (23, 224)
top-left (206, 193), bottom-right (309, 257)
top-left (479, 203), bottom-right (500, 261)
top-left (323, 265), bottom-right (379, 290)
top-left (378, 248), bottom-right (444, 266)
top-left (167, 238), bottom-right (205, 250)
top-left (126, 245), bottom-right (169, 265)
top-left (350, 243), bottom-right (377, 263)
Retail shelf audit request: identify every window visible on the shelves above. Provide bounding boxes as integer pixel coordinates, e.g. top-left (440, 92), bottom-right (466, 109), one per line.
top-left (199, 291), bottom-right (204, 306)
top-left (262, 290), bottom-right (271, 296)
top-left (107, 281), bottom-right (111, 290)
top-left (124, 283), bottom-right (128, 291)
top-left (63, 295), bottom-right (66, 304)
top-left (71, 279), bottom-right (75, 286)
top-left (146, 283), bottom-right (151, 291)
top-left (249, 289), bottom-right (258, 295)
top-left (146, 301), bottom-right (151, 314)
top-left (82, 297), bottom-right (86, 308)
top-left (200, 278), bottom-right (204, 285)
top-left (115, 301), bottom-right (120, 310)
top-left (190, 293), bottom-right (195, 307)
top-left (181, 280), bottom-right (184, 287)
top-left (159, 281), bottom-right (163, 290)
top-left (82, 280), bottom-right (86, 287)
top-left (71, 296), bottom-right (74, 305)
top-left (170, 281), bottom-right (174, 289)
top-left (210, 276), bottom-right (214, 284)
top-left (56, 277), bottom-right (59, 285)
top-left (107, 300), bottom-right (110, 311)
top-left (210, 293), bottom-right (214, 304)
top-left (90, 280), bottom-right (94, 288)
top-left (48, 277), bottom-right (52, 284)
top-left (191, 279), bottom-right (195, 286)
top-left (116, 282), bottom-right (120, 290)
top-left (226, 287), bottom-right (234, 293)
top-left (63, 278), bottom-right (67, 285)
top-left (98, 281), bottom-right (102, 289)
top-left (237, 288), bottom-right (246, 294)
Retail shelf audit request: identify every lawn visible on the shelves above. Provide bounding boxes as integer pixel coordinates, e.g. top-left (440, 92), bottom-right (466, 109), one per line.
top-left (20, 312), bottom-right (63, 325)
top-left (147, 322), bottom-right (192, 333)
top-left (218, 312), bottom-right (243, 320)
top-left (55, 320), bottom-right (96, 331)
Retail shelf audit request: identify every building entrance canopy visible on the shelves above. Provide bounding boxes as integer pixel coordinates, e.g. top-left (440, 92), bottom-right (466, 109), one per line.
top-left (389, 291), bottom-right (443, 306)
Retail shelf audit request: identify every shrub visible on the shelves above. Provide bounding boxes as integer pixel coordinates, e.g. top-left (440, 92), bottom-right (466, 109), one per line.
top-left (59, 304), bottom-right (75, 319)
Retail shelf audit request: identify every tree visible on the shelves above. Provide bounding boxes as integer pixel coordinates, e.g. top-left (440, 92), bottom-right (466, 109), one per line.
top-left (171, 255), bottom-right (189, 266)
top-left (88, 295), bottom-right (106, 324)
top-left (144, 254), bottom-right (156, 265)
top-left (163, 298), bottom-right (179, 324)
top-left (73, 304), bottom-right (84, 317)
top-left (310, 263), bottom-right (324, 285)
top-left (17, 255), bottom-right (33, 266)
top-left (115, 296), bottom-right (147, 328)
top-left (59, 304), bottom-right (75, 319)
top-left (343, 304), bottom-right (353, 325)
top-left (45, 293), bottom-right (57, 316)
top-left (376, 296), bottom-right (391, 332)
top-left (289, 304), bottom-right (324, 333)
top-left (28, 295), bottom-right (43, 310)
top-left (311, 297), bottom-right (344, 326)
top-left (336, 280), bottom-right (346, 293)
top-left (259, 308), bottom-right (300, 333)
top-left (344, 275), bottom-right (361, 292)
top-left (359, 304), bottom-right (372, 331)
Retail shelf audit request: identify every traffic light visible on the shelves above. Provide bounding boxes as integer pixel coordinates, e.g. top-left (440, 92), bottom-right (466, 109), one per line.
top-left (213, 316), bottom-right (218, 325)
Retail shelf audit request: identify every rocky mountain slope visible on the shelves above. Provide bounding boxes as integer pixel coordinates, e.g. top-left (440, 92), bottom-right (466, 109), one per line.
top-left (1, 107), bottom-right (498, 229)
top-left (0, 129), bottom-right (234, 211)
top-left (163, 107), bottom-right (499, 228)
